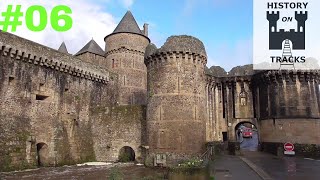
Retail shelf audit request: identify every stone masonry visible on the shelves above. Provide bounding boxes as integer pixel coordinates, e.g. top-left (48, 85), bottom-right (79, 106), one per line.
top-left (0, 11), bottom-right (320, 171)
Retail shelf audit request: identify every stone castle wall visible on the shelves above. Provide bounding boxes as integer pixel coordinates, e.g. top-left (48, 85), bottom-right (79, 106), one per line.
top-left (206, 76), bottom-right (226, 142)
top-left (205, 68), bottom-right (320, 158)
top-left (90, 105), bottom-right (147, 162)
top-left (76, 52), bottom-right (106, 67)
top-left (0, 32), bottom-right (145, 171)
top-left (206, 75), bottom-right (256, 142)
top-left (253, 71), bottom-right (320, 145)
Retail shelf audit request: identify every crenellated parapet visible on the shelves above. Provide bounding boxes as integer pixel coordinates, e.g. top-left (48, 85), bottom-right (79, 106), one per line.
top-left (205, 74), bottom-right (253, 90)
top-left (145, 50), bottom-right (207, 69)
top-left (0, 32), bottom-right (110, 84)
top-left (253, 70), bottom-right (320, 84)
top-left (106, 46), bottom-right (144, 56)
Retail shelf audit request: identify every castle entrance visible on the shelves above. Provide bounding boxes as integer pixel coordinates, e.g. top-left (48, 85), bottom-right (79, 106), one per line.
top-left (118, 146), bottom-right (135, 162)
top-left (235, 122), bottom-right (259, 151)
top-left (36, 143), bottom-right (49, 166)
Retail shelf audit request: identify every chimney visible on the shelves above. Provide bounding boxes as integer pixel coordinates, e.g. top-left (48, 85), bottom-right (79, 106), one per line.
top-left (143, 23), bottom-right (149, 37)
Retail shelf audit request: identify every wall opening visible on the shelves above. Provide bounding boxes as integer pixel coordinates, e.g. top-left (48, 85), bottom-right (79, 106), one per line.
top-left (36, 143), bottom-right (49, 167)
top-left (273, 118), bottom-right (276, 126)
top-left (235, 122), bottom-right (259, 151)
top-left (8, 76), bottom-right (15, 85)
top-left (118, 146), bottom-right (135, 162)
top-left (36, 94), bottom-right (49, 101)
top-left (222, 132), bottom-right (228, 142)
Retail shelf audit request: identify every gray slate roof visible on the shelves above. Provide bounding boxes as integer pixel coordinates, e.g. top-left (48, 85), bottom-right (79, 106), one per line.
top-left (75, 39), bottom-right (105, 56)
top-left (112, 11), bottom-right (143, 35)
top-left (58, 42), bottom-right (68, 54)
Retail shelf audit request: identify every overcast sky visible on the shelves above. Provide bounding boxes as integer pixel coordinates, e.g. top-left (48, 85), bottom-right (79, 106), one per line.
top-left (0, 0), bottom-right (253, 71)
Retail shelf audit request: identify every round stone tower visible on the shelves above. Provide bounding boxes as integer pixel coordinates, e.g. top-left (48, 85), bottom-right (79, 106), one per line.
top-left (104, 11), bottom-right (150, 105)
top-left (144, 35), bottom-right (208, 164)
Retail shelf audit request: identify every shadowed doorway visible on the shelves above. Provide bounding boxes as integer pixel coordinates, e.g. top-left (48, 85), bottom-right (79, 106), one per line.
top-left (36, 143), bottom-right (49, 166)
top-left (118, 146), bottom-right (135, 162)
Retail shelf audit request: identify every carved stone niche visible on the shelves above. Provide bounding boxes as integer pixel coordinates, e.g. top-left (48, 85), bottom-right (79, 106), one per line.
top-left (239, 82), bottom-right (247, 106)
top-left (239, 91), bottom-right (247, 106)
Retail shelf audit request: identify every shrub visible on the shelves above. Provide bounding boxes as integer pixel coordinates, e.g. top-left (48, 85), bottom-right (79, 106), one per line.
top-left (118, 153), bottom-right (131, 162)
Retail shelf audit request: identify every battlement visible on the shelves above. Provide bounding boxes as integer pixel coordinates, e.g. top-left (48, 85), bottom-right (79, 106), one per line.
top-left (0, 32), bottom-right (110, 84)
top-left (254, 70), bottom-right (320, 84)
top-left (106, 46), bottom-right (144, 56)
top-left (144, 51), bottom-right (207, 69)
top-left (144, 35), bottom-right (207, 69)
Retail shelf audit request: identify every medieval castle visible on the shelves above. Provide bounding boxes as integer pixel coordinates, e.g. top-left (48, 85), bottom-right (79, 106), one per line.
top-left (0, 11), bottom-right (319, 171)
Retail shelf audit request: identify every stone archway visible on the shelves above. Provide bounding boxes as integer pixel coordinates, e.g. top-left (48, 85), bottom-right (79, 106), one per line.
top-left (235, 122), bottom-right (259, 151)
top-left (36, 143), bottom-right (49, 166)
top-left (118, 146), bottom-right (135, 162)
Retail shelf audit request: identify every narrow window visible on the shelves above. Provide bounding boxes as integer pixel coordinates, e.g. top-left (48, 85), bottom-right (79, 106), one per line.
top-left (271, 26), bottom-right (275, 32)
top-left (112, 59), bottom-right (115, 68)
top-left (8, 76), bottom-right (15, 85)
top-left (123, 76), bottom-right (126, 86)
top-left (36, 95), bottom-right (49, 101)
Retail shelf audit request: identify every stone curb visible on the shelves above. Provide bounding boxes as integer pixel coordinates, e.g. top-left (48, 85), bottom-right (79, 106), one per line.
top-left (239, 157), bottom-right (273, 180)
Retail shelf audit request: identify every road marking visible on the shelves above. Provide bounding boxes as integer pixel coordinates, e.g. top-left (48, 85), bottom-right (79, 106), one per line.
top-left (304, 158), bottom-right (314, 161)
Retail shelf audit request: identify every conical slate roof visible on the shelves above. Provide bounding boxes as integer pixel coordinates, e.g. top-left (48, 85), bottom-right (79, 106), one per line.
top-left (112, 11), bottom-right (143, 35)
top-left (75, 39), bottom-right (105, 56)
top-left (58, 42), bottom-right (68, 53)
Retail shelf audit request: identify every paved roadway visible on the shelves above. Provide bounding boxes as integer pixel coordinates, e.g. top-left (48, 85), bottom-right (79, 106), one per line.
top-left (242, 151), bottom-right (320, 180)
top-left (212, 155), bottom-right (262, 180)
top-left (238, 130), bottom-right (259, 151)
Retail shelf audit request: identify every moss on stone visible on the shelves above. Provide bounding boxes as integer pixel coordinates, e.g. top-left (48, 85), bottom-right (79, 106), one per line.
top-left (0, 155), bottom-right (13, 172)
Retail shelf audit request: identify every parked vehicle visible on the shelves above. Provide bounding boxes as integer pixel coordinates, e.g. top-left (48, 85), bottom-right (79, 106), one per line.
top-left (242, 128), bottom-right (253, 138)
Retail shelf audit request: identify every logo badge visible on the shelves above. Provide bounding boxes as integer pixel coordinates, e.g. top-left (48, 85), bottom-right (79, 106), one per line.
top-left (253, 0), bottom-right (320, 70)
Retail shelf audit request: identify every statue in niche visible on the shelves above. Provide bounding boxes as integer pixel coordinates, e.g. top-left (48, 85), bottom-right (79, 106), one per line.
top-left (239, 91), bottom-right (247, 106)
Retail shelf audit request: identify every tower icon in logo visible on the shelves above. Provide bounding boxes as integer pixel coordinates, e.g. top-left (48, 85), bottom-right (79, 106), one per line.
top-left (267, 11), bottom-right (308, 50)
